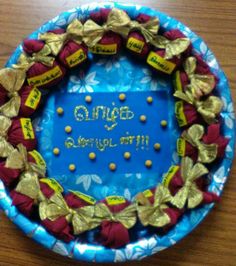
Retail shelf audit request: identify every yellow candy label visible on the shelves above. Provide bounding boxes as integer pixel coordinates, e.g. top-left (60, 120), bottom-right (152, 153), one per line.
top-left (147, 51), bottom-right (176, 74)
top-left (20, 118), bottom-right (35, 140)
top-left (126, 37), bottom-right (145, 53)
top-left (106, 195), bottom-right (126, 205)
top-left (177, 138), bottom-right (186, 157)
top-left (143, 189), bottom-right (153, 198)
top-left (163, 165), bottom-right (180, 187)
top-left (40, 178), bottom-right (64, 193)
top-left (25, 88), bottom-right (41, 110)
top-left (89, 44), bottom-right (117, 55)
top-left (69, 190), bottom-right (96, 205)
top-left (27, 65), bottom-right (63, 87)
top-left (173, 71), bottom-right (183, 91)
top-left (175, 101), bottom-right (187, 127)
top-left (28, 150), bottom-right (46, 167)
top-left (66, 49), bottom-right (87, 68)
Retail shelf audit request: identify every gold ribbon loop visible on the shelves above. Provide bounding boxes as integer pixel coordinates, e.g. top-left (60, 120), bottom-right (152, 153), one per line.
top-left (5, 144), bottom-right (46, 177)
top-left (0, 68), bottom-right (26, 118)
top-left (171, 157), bottom-right (208, 209)
top-left (151, 35), bottom-right (190, 60)
top-left (0, 115), bottom-right (14, 158)
top-left (15, 171), bottom-right (46, 202)
top-left (136, 185), bottom-right (172, 227)
top-left (182, 124), bottom-right (218, 163)
top-left (174, 87), bottom-right (223, 124)
top-left (183, 57), bottom-right (216, 98)
top-left (39, 19), bottom-right (84, 56)
top-left (94, 203), bottom-right (137, 229)
top-left (130, 17), bottom-right (159, 43)
top-left (39, 193), bottom-right (100, 234)
top-left (83, 8), bottom-right (131, 47)
top-left (13, 44), bottom-right (55, 71)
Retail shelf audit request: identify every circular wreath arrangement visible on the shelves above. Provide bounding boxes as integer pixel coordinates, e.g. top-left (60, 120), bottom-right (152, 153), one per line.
top-left (0, 8), bottom-right (229, 249)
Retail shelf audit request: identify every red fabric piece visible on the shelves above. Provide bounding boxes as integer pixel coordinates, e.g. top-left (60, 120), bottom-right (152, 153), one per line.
top-left (182, 102), bottom-right (202, 126)
top-left (8, 119), bottom-right (37, 151)
top-left (202, 123), bottom-right (229, 158)
top-left (39, 182), bottom-right (55, 199)
top-left (136, 13), bottom-right (151, 23)
top-left (0, 161), bottom-right (21, 186)
top-left (0, 85), bottom-right (8, 105)
top-left (184, 141), bottom-right (198, 162)
top-left (19, 85), bottom-right (41, 116)
top-left (98, 199), bottom-right (131, 248)
top-left (168, 169), bottom-right (184, 196)
top-left (41, 217), bottom-right (74, 243)
top-left (64, 192), bottom-right (90, 209)
top-left (90, 8), bottom-right (111, 24)
top-left (10, 190), bottom-right (34, 216)
top-left (23, 39), bottom-right (66, 89)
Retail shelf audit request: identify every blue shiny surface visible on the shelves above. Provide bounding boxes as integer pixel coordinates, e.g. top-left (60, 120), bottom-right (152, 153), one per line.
top-left (0, 2), bottom-right (235, 262)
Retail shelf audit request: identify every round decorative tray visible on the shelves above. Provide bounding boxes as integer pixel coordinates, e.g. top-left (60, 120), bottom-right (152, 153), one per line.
top-left (0, 2), bottom-right (235, 263)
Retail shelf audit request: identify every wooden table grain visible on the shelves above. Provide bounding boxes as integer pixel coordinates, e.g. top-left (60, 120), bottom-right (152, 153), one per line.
top-left (0, 0), bottom-right (235, 265)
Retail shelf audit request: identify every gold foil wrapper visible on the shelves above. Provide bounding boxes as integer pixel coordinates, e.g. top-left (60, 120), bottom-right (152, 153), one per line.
top-left (171, 157), bottom-right (208, 209)
top-left (0, 115), bottom-right (14, 158)
top-left (137, 185), bottom-right (172, 227)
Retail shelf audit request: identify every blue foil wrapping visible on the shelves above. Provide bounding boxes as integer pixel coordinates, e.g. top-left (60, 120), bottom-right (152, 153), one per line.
top-left (0, 2), bottom-right (235, 262)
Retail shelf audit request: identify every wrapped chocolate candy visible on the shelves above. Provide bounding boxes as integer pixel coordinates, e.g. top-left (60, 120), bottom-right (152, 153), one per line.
top-left (0, 115), bottom-right (36, 159)
top-left (83, 8), bottom-right (131, 56)
top-left (126, 14), bottom-right (159, 58)
top-left (177, 124), bottom-right (229, 162)
top-left (174, 86), bottom-right (223, 126)
top-left (95, 196), bottom-right (137, 248)
top-left (163, 157), bottom-right (219, 209)
top-left (90, 8), bottom-right (111, 24)
top-left (147, 29), bottom-right (191, 74)
top-left (39, 20), bottom-right (88, 69)
top-left (0, 68), bottom-right (41, 118)
top-left (13, 39), bottom-right (66, 89)
top-left (174, 55), bottom-right (217, 99)
top-left (0, 145), bottom-right (46, 186)
top-left (136, 185), bottom-right (182, 229)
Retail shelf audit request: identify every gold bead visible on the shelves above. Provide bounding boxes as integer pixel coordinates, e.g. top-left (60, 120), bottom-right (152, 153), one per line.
top-left (119, 93), bottom-right (126, 101)
top-left (69, 164), bottom-right (76, 172)
top-left (140, 115), bottom-right (147, 122)
top-left (146, 96), bottom-right (153, 104)
top-left (53, 148), bottom-right (60, 155)
top-left (85, 95), bottom-right (92, 103)
top-left (89, 152), bottom-right (96, 160)
top-left (124, 152), bottom-right (131, 160)
top-left (109, 163), bottom-right (116, 171)
top-left (154, 143), bottom-right (161, 150)
top-left (65, 126), bottom-right (72, 133)
top-left (145, 160), bottom-right (152, 168)
top-left (56, 107), bottom-right (64, 115)
top-left (160, 120), bottom-right (167, 127)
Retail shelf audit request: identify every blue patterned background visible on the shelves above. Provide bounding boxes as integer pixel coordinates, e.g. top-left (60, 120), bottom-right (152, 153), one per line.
top-left (0, 2), bottom-right (235, 262)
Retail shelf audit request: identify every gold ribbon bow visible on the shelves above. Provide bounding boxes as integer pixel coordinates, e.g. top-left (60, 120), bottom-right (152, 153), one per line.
top-left (136, 185), bottom-right (172, 227)
top-left (130, 17), bottom-right (159, 43)
top-left (174, 86), bottom-right (223, 124)
top-left (15, 171), bottom-right (46, 202)
top-left (171, 157), bottom-right (208, 209)
top-left (83, 8), bottom-right (131, 47)
top-left (0, 68), bottom-right (26, 118)
top-left (13, 44), bottom-right (55, 71)
top-left (39, 192), bottom-right (100, 234)
top-left (94, 202), bottom-right (137, 229)
top-left (0, 115), bottom-right (14, 158)
top-left (183, 57), bottom-right (216, 98)
top-left (181, 124), bottom-right (218, 163)
top-left (5, 144), bottom-right (46, 177)
top-left (39, 19), bottom-right (84, 56)
top-left (151, 35), bottom-right (190, 60)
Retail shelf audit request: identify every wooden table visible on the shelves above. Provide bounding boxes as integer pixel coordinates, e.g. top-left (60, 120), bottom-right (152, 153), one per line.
top-left (0, 0), bottom-right (235, 265)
